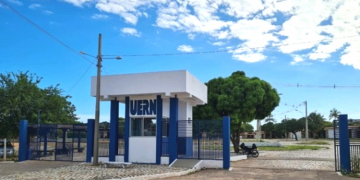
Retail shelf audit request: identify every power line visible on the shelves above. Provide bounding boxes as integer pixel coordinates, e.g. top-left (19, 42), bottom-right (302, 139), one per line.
top-left (67, 61), bottom-right (95, 93)
top-left (0, 0), bottom-right (96, 66)
top-left (272, 83), bottom-right (360, 88)
top-left (102, 35), bottom-right (360, 57)
top-left (0, 0), bottom-right (117, 92)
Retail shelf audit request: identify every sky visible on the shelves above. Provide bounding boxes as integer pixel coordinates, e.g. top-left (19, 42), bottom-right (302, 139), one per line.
top-left (1, 0), bottom-right (360, 130)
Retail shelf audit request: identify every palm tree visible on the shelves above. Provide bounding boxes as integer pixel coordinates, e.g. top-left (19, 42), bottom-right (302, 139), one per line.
top-left (265, 114), bottom-right (276, 123)
top-left (329, 108), bottom-right (341, 121)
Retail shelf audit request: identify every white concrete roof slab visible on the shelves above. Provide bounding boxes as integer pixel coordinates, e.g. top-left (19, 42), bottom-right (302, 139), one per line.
top-left (91, 70), bottom-right (207, 105)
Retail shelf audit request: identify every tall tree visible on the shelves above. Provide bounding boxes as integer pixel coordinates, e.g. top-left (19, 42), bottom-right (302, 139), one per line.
top-left (265, 114), bottom-right (276, 123)
top-left (0, 71), bottom-right (78, 138)
top-left (283, 118), bottom-right (303, 141)
top-left (262, 122), bottom-right (275, 138)
top-left (193, 71), bottom-right (280, 153)
top-left (329, 108), bottom-right (341, 121)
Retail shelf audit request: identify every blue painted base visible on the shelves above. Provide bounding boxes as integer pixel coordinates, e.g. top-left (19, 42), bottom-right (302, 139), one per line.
top-left (162, 137), bottom-right (169, 155)
top-left (178, 137), bottom-right (193, 157)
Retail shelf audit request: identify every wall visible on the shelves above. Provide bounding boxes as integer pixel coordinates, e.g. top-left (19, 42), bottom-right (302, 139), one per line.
top-left (161, 156), bottom-right (169, 165)
top-left (129, 137), bottom-right (156, 163)
top-left (194, 160), bottom-right (223, 169)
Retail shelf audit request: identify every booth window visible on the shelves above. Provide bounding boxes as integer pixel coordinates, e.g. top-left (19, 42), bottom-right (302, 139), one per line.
top-left (131, 118), bottom-right (156, 136)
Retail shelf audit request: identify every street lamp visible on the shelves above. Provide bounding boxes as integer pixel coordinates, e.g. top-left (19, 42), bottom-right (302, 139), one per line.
top-left (80, 34), bottom-right (121, 166)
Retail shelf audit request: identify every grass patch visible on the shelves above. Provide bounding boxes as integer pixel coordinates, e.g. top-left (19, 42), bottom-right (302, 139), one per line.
top-left (297, 141), bottom-right (329, 145)
top-left (259, 145), bottom-right (329, 151)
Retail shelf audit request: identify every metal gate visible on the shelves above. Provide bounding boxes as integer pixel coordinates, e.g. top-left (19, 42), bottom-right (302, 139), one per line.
top-left (177, 120), bottom-right (223, 160)
top-left (334, 120), bottom-right (360, 172)
top-left (333, 120), bottom-right (340, 171)
top-left (27, 124), bottom-right (87, 162)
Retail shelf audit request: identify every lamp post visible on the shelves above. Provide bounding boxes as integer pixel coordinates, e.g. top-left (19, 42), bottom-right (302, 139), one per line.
top-left (80, 34), bottom-right (121, 166)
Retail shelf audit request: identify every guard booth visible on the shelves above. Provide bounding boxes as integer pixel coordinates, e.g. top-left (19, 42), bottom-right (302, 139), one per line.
top-left (88, 70), bottom-right (208, 164)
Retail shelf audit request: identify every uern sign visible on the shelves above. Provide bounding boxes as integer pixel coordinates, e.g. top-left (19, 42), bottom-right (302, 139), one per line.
top-left (130, 99), bottom-right (156, 116)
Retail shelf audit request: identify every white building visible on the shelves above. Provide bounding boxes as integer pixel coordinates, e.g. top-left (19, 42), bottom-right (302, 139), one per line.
top-left (90, 70), bottom-right (207, 165)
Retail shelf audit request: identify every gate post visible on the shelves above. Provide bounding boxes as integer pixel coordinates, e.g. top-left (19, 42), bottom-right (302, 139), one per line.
top-left (109, 99), bottom-right (119, 162)
top-left (222, 116), bottom-right (230, 170)
top-left (86, 119), bottom-right (95, 163)
top-left (156, 95), bottom-right (163, 164)
top-left (169, 96), bottom-right (178, 164)
top-left (339, 114), bottom-right (350, 172)
top-left (18, 120), bottom-right (28, 162)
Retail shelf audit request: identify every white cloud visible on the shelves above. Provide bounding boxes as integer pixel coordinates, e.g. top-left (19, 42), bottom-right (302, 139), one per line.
top-left (60, 0), bottom-right (360, 69)
top-left (91, 14), bottom-right (108, 20)
top-left (177, 45), bottom-right (194, 52)
top-left (290, 55), bottom-right (305, 65)
top-left (61, 0), bottom-right (92, 7)
top-left (213, 41), bottom-right (225, 46)
top-left (43, 10), bottom-right (53, 15)
top-left (29, 4), bottom-right (42, 9)
top-left (7, 0), bottom-right (22, 6)
top-left (188, 34), bottom-right (195, 40)
top-left (121, 27), bottom-right (141, 37)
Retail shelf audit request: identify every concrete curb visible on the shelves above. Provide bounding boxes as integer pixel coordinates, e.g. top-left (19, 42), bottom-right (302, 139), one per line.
top-left (0, 161), bottom-right (14, 164)
top-left (109, 168), bottom-right (199, 180)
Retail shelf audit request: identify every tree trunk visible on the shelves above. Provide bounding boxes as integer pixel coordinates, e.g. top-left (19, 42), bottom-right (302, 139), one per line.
top-left (230, 122), bottom-right (241, 154)
top-left (270, 132), bottom-right (272, 139)
top-left (292, 131), bottom-right (298, 141)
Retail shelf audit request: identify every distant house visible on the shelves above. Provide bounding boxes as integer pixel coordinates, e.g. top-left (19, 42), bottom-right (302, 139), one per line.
top-left (240, 131), bottom-right (264, 139)
top-left (324, 126), bottom-right (360, 138)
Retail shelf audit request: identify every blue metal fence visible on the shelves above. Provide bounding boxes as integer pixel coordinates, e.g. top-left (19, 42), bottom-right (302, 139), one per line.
top-left (177, 120), bottom-right (223, 160)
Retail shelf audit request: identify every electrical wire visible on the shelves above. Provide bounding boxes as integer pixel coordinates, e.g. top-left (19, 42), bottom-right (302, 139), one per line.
top-left (67, 60), bottom-right (95, 93)
top-left (272, 83), bottom-right (360, 88)
top-left (0, 0), bottom-right (96, 66)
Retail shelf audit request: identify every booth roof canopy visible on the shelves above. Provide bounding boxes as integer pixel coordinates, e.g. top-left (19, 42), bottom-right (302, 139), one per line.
top-left (91, 70), bottom-right (208, 105)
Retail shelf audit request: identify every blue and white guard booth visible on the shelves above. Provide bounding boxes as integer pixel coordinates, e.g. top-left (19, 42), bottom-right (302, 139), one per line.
top-left (89, 70), bottom-right (207, 165)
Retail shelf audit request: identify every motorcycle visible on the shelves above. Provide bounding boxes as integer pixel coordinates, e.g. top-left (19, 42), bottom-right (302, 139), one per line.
top-left (238, 143), bottom-right (259, 158)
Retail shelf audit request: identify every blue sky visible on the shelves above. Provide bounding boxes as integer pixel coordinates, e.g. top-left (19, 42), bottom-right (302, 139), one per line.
top-left (1, 0), bottom-right (360, 129)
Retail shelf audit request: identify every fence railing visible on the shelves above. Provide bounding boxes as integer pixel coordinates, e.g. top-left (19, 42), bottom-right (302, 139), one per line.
top-left (177, 120), bottom-right (223, 160)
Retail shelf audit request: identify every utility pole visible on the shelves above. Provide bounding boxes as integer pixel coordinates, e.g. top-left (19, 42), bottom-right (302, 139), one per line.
top-left (285, 115), bottom-right (287, 140)
top-left (93, 33), bottom-right (102, 165)
top-left (305, 101), bottom-right (308, 141)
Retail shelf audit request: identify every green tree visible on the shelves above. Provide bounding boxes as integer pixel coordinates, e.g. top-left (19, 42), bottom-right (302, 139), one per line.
top-left (329, 108), bottom-right (341, 121)
top-left (241, 123), bottom-right (254, 132)
top-left (0, 71), bottom-right (78, 138)
top-left (283, 118), bottom-right (303, 141)
top-left (264, 114), bottom-right (276, 123)
top-left (262, 122), bottom-right (275, 138)
top-left (193, 71), bottom-right (280, 153)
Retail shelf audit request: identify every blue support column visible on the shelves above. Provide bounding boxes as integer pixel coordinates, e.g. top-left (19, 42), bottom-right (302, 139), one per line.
top-left (339, 114), bottom-right (350, 172)
top-left (109, 100), bottom-right (119, 162)
top-left (222, 116), bottom-right (230, 170)
top-left (156, 95), bottom-right (163, 164)
top-left (86, 119), bottom-right (95, 163)
top-left (18, 120), bottom-right (28, 162)
top-left (124, 97), bottom-right (130, 162)
top-left (169, 96), bottom-right (178, 164)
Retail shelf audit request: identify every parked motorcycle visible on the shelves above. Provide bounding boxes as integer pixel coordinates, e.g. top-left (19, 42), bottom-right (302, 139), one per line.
top-left (238, 143), bottom-right (259, 157)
